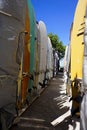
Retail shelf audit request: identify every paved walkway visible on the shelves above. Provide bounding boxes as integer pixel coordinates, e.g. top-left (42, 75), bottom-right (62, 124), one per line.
top-left (10, 73), bottom-right (80, 130)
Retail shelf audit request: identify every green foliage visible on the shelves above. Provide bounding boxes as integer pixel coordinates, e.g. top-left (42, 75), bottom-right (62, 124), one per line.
top-left (48, 33), bottom-right (66, 58)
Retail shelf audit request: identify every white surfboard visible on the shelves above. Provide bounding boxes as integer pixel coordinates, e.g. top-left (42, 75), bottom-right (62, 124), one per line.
top-left (47, 37), bottom-right (53, 79)
top-left (38, 21), bottom-right (48, 90)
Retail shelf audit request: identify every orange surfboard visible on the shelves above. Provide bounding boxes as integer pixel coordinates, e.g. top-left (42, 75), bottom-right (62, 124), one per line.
top-left (21, 6), bottom-right (30, 105)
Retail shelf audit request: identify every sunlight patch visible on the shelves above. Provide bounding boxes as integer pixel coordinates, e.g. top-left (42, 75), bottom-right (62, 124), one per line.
top-left (51, 111), bottom-right (71, 126)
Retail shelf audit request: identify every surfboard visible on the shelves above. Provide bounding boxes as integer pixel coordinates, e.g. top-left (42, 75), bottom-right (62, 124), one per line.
top-left (70, 0), bottom-right (86, 115)
top-left (27, 0), bottom-right (36, 99)
top-left (33, 22), bottom-right (39, 91)
top-left (64, 45), bottom-right (71, 96)
top-left (0, 0), bottom-right (26, 115)
top-left (21, 5), bottom-right (30, 105)
top-left (53, 50), bottom-right (59, 77)
top-left (38, 21), bottom-right (48, 91)
top-left (46, 37), bottom-right (51, 80)
top-left (81, 7), bottom-right (87, 130)
top-left (47, 37), bottom-right (53, 79)
top-left (50, 40), bottom-right (54, 78)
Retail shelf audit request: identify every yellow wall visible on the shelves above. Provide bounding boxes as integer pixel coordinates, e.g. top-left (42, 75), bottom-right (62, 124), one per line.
top-left (71, 0), bottom-right (87, 80)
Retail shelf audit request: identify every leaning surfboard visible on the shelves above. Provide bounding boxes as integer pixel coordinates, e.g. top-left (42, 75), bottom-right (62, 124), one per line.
top-left (27, 0), bottom-right (36, 99)
top-left (38, 21), bottom-right (48, 90)
top-left (70, 0), bottom-right (86, 116)
top-left (81, 7), bottom-right (87, 130)
top-left (0, 0), bottom-right (27, 128)
top-left (47, 37), bottom-right (53, 79)
top-left (33, 22), bottom-right (39, 90)
top-left (20, 3), bottom-right (30, 106)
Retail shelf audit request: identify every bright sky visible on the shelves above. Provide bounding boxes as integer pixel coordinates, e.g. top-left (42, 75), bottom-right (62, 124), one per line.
top-left (31, 0), bottom-right (78, 46)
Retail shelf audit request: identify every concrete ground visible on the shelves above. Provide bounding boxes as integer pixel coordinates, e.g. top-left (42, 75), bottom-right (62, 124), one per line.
top-left (9, 73), bottom-right (80, 130)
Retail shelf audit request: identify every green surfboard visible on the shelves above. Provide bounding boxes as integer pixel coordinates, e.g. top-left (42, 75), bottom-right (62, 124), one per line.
top-left (27, 0), bottom-right (36, 98)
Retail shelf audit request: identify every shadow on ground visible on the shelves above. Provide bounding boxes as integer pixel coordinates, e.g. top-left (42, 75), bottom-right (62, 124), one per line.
top-left (10, 73), bottom-right (80, 130)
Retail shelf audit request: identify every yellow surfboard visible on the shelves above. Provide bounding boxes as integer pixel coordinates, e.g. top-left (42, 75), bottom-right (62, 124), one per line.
top-left (70, 0), bottom-right (87, 115)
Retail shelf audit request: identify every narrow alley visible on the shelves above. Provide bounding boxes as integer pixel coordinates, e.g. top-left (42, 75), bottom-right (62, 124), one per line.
top-left (10, 73), bottom-right (80, 130)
